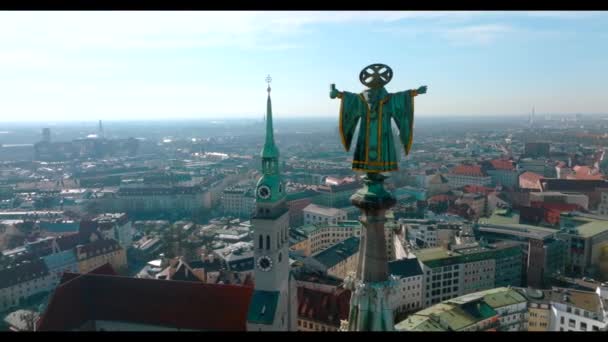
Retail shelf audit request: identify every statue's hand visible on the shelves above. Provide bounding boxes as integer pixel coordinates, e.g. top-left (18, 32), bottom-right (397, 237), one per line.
top-left (417, 85), bottom-right (427, 95)
top-left (330, 84), bottom-right (342, 99)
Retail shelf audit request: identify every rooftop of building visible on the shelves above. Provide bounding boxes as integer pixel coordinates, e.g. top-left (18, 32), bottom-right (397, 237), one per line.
top-left (396, 287), bottom-right (524, 331)
top-left (0, 259), bottom-right (49, 288)
top-left (519, 171), bottom-right (544, 183)
top-left (312, 236), bottom-right (360, 269)
top-left (519, 286), bottom-right (604, 313)
top-left (489, 159), bottom-right (516, 171)
top-left (415, 241), bottom-right (521, 268)
top-left (286, 189), bottom-right (320, 202)
top-left (449, 165), bottom-right (488, 177)
top-left (302, 203), bottom-right (347, 217)
top-left (540, 178), bottom-right (608, 192)
top-left (450, 287), bottom-right (527, 309)
top-left (38, 264), bottom-right (253, 331)
top-left (560, 212), bottom-right (608, 238)
top-left (292, 267), bottom-right (344, 287)
top-left (477, 210), bottom-right (558, 239)
top-left (297, 287), bottom-right (350, 327)
top-left (388, 258), bottom-right (423, 278)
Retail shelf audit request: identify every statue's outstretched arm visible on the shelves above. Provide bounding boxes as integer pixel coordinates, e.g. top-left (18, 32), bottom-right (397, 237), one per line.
top-left (330, 84), bottom-right (344, 99)
top-left (413, 85), bottom-right (428, 96)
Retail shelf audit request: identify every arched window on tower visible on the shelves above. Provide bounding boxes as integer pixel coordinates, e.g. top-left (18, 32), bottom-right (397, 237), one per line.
top-left (259, 235), bottom-right (263, 249)
top-left (266, 235), bottom-right (270, 250)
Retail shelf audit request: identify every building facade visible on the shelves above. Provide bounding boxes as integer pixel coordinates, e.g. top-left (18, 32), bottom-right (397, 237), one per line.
top-left (415, 242), bottom-right (523, 307)
top-left (222, 187), bottom-right (256, 218)
top-left (388, 258), bottom-right (424, 319)
top-left (0, 260), bottom-right (54, 313)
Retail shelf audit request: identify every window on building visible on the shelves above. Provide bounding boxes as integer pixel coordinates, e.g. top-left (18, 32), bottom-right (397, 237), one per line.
top-left (580, 322), bottom-right (587, 331)
top-left (266, 235), bottom-right (271, 250)
top-left (567, 307), bottom-right (572, 313)
top-left (259, 235), bottom-right (263, 249)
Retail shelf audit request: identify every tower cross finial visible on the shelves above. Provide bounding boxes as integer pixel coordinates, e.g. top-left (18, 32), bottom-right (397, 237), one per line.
top-left (266, 75), bottom-right (272, 94)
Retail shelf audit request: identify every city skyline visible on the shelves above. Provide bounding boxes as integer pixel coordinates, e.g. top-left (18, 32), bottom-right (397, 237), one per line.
top-left (1, 11), bottom-right (608, 121)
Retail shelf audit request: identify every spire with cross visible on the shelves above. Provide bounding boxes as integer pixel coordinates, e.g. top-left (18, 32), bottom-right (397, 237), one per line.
top-left (266, 74), bottom-right (272, 94)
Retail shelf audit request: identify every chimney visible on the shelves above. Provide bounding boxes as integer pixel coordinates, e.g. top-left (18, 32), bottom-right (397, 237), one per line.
top-left (159, 253), bottom-right (168, 268)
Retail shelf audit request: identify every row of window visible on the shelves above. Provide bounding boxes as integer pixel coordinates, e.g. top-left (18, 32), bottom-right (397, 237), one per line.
top-left (257, 227), bottom-right (288, 250)
top-left (559, 316), bottom-right (600, 331)
top-left (297, 319), bottom-right (335, 331)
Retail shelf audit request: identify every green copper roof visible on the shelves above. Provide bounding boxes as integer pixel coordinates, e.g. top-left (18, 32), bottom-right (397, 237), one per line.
top-left (261, 92), bottom-right (279, 159)
top-left (415, 244), bottom-right (521, 269)
top-left (247, 290), bottom-right (279, 325)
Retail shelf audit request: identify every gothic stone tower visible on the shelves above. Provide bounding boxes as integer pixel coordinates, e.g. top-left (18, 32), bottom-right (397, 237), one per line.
top-left (247, 76), bottom-right (297, 331)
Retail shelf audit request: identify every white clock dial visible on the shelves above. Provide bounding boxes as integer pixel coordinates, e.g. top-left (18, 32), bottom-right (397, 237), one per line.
top-left (257, 185), bottom-right (271, 199)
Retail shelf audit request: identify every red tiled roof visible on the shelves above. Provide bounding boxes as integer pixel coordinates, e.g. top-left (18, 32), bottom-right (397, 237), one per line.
top-left (451, 165), bottom-right (486, 177)
top-left (428, 194), bottom-right (452, 203)
top-left (530, 201), bottom-right (582, 212)
top-left (519, 171), bottom-right (544, 183)
top-left (463, 185), bottom-right (494, 195)
top-left (38, 270), bottom-right (253, 331)
top-left (569, 165), bottom-right (604, 180)
top-left (490, 159), bottom-right (515, 171)
top-left (297, 287), bottom-right (350, 327)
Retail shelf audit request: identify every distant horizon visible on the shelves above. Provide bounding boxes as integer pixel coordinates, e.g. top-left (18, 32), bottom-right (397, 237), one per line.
top-left (1, 112), bottom-right (607, 125)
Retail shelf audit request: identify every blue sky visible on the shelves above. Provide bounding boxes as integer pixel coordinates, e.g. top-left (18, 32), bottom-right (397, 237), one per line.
top-left (0, 11), bottom-right (607, 122)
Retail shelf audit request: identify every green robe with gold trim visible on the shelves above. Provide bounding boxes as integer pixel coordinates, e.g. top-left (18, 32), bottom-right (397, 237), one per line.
top-left (339, 87), bottom-right (416, 173)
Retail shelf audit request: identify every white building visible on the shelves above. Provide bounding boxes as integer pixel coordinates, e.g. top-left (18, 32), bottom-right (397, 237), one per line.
top-left (549, 287), bottom-right (608, 332)
top-left (402, 219), bottom-right (460, 249)
top-left (221, 187), bottom-right (256, 218)
top-left (302, 204), bottom-right (347, 226)
top-left (388, 258), bottom-right (424, 318)
top-left (599, 192), bottom-right (608, 216)
top-left (93, 213), bottom-right (133, 249)
top-left (0, 260), bottom-right (54, 313)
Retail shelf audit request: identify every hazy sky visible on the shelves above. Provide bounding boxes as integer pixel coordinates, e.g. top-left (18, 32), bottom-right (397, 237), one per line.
top-left (1, 11), bottom-right (607, 122)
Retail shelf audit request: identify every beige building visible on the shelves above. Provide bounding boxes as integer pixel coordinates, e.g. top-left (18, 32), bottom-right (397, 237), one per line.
top-left (76, 238), bottom-right (127, 275)
top-left (290, 218), bottom-right (397, 261)
top-left (528, 302), bottom-right (552, 331)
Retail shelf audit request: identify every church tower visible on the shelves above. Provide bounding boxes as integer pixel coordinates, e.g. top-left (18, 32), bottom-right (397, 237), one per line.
top-left (247, 76), bottom-right (297, 331)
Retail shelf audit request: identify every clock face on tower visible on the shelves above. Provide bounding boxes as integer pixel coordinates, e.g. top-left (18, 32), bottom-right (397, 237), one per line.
top-left (257, 185), bottom-right (271, 200)
top-left (257, 255), bottom-right (273, 271)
